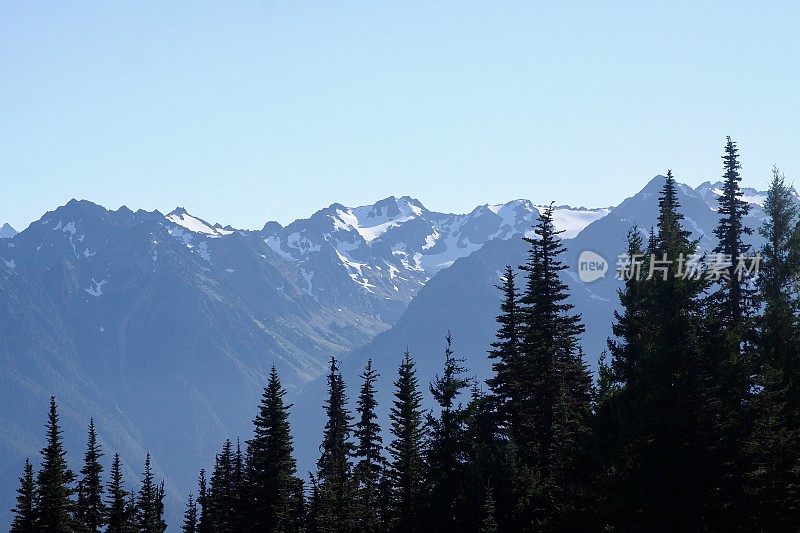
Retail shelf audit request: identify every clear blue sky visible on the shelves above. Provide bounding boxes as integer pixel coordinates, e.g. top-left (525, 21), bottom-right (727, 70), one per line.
top-left (2, 1), bottom-right (799, 231)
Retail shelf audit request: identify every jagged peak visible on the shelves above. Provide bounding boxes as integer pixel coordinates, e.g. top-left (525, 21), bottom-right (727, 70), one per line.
top-left (165, 207), bottom-right (235, 237)
top-left (0, 223), bottom-right (17, 238)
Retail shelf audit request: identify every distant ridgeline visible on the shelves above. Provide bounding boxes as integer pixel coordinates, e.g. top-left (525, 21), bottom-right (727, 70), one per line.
top-left (11, 139), bottom-right (800, 531)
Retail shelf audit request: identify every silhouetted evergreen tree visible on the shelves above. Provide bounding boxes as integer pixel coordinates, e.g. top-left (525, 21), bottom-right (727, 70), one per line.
top-left (182, 493), bottom-right (198, 533)
top-left (36, 396), bottom-right (75, 531)
top-left (352, 358), bottom-right (385, 532)
top-left (698, 136), bottom-right (756, 526)
top-left (10, 459), bottom-right (36, 533)
top-left (75, 418), bottom-right (106, 532)
top-left (231, 439), bottom-right (245, 531)
top-left (750, 167), bottom-right (800, 528)
top-left (316, 357), bottom-right (354, 532)
top-left (513, 203), bottom-right (594, 528)
top-left (196, 469), bottom-right (211, 533)
top-left (136, 453), bottom-right (166, 532)
top-left (105, 453), bottom-right (135, 533)
top-left (611, 172), bottom-right (706, 529)
top-left (208, 439), bottom-right (237, 531)
top-left (425, 332), bottom-right (471, 530)
top-left (595, 228), bottom-right (647, 522)
top-left (246, 365), bottom-right (301, 532)
top-left (386, 351), bottom-right (425, 532)
top-left (487, 266), bottom-right (521, 424)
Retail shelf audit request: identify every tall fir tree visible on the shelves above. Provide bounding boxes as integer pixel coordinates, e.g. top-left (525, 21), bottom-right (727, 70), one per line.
top-left (75, 418), bottom-right (107, 532)
top-left (246, 365), bottom-right (301, 532)
top-left (513, 203), bottom-right (594, 528)
top-left (750, 167), bottom-right (800, 528)
top-left (386, 351), bottom-right (426, 532)
top-left (136, 453), bottom-right (166, 533)
top-left (36, 396), bottom-right (75, 532)
top-left (699, 136), bottom-right (756, 526)
top-left (232, 439), bottom-right (245, 532)
top-left (352, 358), bottom-right (386, 533)
top-left (316, 357), bottom-right (355, 532)
top-left (10, 459), bottom-right (36, 533)
top-left (105, 453), bottom-right (135, 533)
top-left (196, 469), bottom-right (211, 533)
top-left (486, 266), bottom-right (521, 427)
top-left (425, 332), bottom-right (471, 531)
top-left (182, 493), bottom-right (198, 533)
top-left (208, 439), bottom-right (236, 531)
top-left (612, 171), bottom-right (706, 529)
top-left (596, 228), bottom-right (648, 522)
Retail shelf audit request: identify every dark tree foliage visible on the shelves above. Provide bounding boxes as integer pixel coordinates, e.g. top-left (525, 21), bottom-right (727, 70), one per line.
top-left (136, 453), bottom-right (166, 533)
top-left (749, 167), bottom-right (800, 528)
top-left (36, 396), bottom-right (76, 532)
top-left (486, 266), bottom-right (521, 424)
top-left (182, 493), bottom-right (198, 533)
top-left (425, 332), bottom-right (471, 530)
top-left (605, 172), bottom-right (707, 529)
top-left (75, 418), bottom-right (107, 532)
top-left (196, 469), bottom-right (210, 533)
top-left (698, 137), bottom-right (757, 527)
top-left (316, 356), bottom-right (355, 532)
top-left (352, 358), bottom-right (386, 532)
top-left (246, 365), bottom-right (302, 532)
top-left (10, 459), bottom-right (36, 533)
top-left (208, 439), bottom-right (237, 531)
top-left (105, 453), bottom-right (135, 533)
top-left (386, 351), bottom-right (426, 532)
top-left (513, 203), bottom-right (593, 529)
top-left (480, 485), bottom-right (498, 533)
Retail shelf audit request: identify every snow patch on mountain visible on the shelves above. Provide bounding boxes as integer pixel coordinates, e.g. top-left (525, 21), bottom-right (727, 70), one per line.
top-left (166, 208), bottom-right (234, 237)
top-left (85, 278), bottom-right (107, 297)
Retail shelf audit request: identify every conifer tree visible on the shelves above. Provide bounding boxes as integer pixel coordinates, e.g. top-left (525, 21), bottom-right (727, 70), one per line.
top-left (317, 356), bottom-right (355, 532)
top-left (75, 418), bottom-right (106, 532)
top-left (611, 172), bottom-right (706, 529)
top-left (513, 203), bottom-right (594, 527)
top-left (232, 439), bottom-right (245, 531)
top-left (306, 473), bottom-right (322, 533)
top-left (386, 351), bottom-right (425, 532)
top-left (196, 469), bottom-right (211, 533)
top-left (105, 453), bottom-right (135, 533)
top-left (487, 266), bottom-right (521, 423)
top-left (182, 493), bottom-right (198, 533)
top-left (596, 228), bottom-right (647, 521)
top-left (425, 332), bottom-right (471, 530)
top-left (462, 385), bottom-right (512, 531)
top-left (712, 136), bottom-right (753, 324)
top-left (208, 439), bottom-right (236, 531)
top-left (136, 453), bottom-right (166, 533)
top-left (699, 137), bottom-right (756, 526)
top-left (36, 396), bottom-right (75, 531)
top-left (10, 459), bottom-right (36, 533)
top-left (750, 167), bottom-right (800, 528)
top-left (480, 486), bottom-right (498, 533)
top-left (352, 358), bottom-right (385, 532)
top-left (246, 365), bottom-right (301, 532)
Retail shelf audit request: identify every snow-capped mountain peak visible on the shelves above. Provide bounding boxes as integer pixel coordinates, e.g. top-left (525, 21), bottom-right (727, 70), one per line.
top-left (165, 207), bottom-right (235, 237)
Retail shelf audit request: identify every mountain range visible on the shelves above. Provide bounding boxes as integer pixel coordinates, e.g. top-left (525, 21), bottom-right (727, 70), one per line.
top-left (0, 177), bottom-right (776, 528)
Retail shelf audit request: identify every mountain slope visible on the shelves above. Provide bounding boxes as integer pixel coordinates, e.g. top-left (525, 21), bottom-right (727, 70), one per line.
top-left (0, 195), bottom-right (605, 528)
top-left (0, 224), bottom-right (16, 239)
top-left (289, 175), bottom-right (773, 473)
